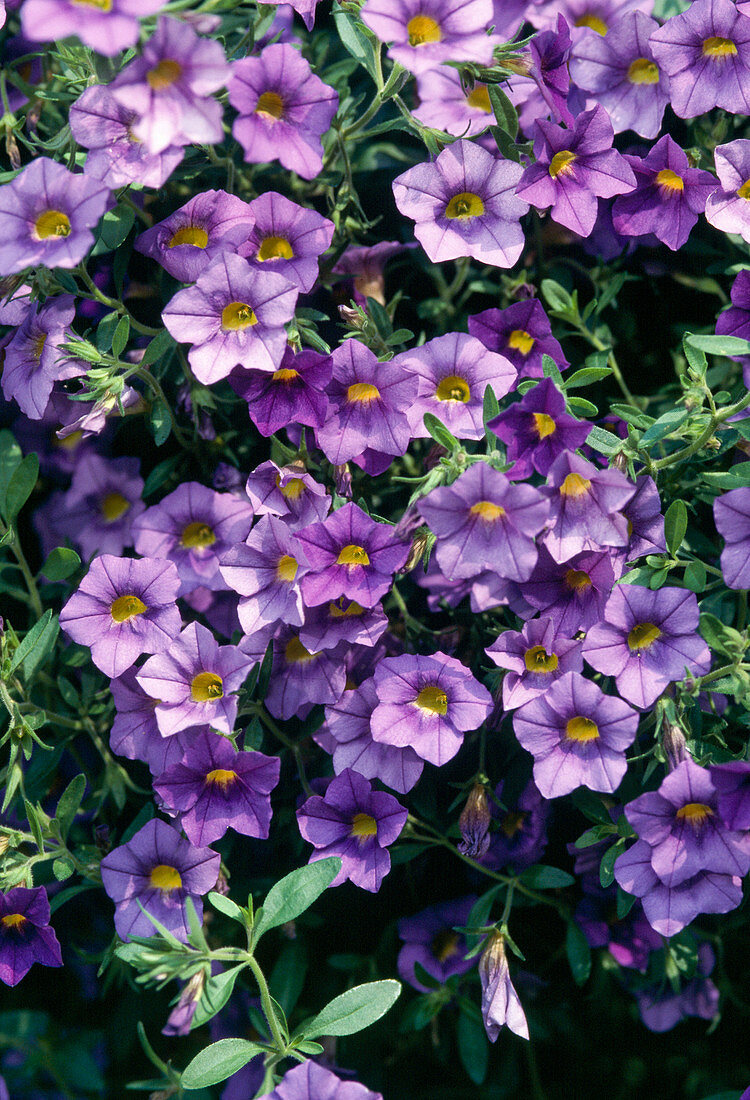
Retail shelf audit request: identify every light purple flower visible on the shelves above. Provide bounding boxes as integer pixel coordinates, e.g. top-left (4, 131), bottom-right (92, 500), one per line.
top-left (397, 896), bottom-right (477, 992)
top-left (621, 475), bottom-right (666, 560)
top-left (264, 627), bottom-right (346, 720)
top-left (468, 298), bottom-right (570, 380)
top-left (296, 768), bottom-right (407, 892)
top-left (715, 485), bottom-right (750, 588)
top-left (542, 449), bottom-right (635, 562)
top-left (231, 346), bottom-right (331, 437)
top-left (710, 761), bottom-right (750, 831)
top-left (486, 617), bottom-right (583, 709)
top-left (479, 932), bottom-right (529, 1041)
top-left (519, 546), bottom-right (618, 635)
top-left (237, 190), bottom-right (335, 294)
top-left (135, 190), bottom-right (254, 283)
top-left (0, 887), bottom-right (62, 987)
top-left (529, 0), bottom-right (650, 37)
top-left (513, 670), bottom-right (639, 798)
top-left (1, 294), bottom-right (84, 419)
top-left (705, 140), bottom-right (750, 242)
top-left (270, 1061), bottom-right (382, 1100)
top-left (361, 0), bottom-right (497, 75)
top-left (219, 514), bottom-right (309, 635)
top-left (229, 43), bottom-right (338, 181)
top-left (716, 269), bottom-right (750, 389)
top-left (413, 69), bottom-right (495, 137)
top-left (21, 0), bottom-right (162, 56)
top-left (59, 555), bottom-right (182, 679)
top-left (245, 460), bottom-right (331, 530)
top-left (299, 597), bottom-right (389, 653)
top-left (60, 453), bottom-right (145, 560)
top-left (393, 140), bottom-right (528, 267)
top-left (109, 669), bottom-right (201, 775)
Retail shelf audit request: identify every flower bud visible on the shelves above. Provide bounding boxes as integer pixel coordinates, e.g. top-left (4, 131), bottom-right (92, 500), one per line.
top-left (458, 783), bottom-right (491, 858)
top-left (478, 931), bottom-right (529, 1041)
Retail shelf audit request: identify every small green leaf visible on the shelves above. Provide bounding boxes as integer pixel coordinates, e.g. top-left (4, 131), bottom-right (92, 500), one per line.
top-left (149, 399), bottom-right (171, 446)
top-left (564, 366), bottom-right (612, 389)
top-left (140, 328), bottom-right (175, 367)
top-left (252, 857), bottom-right (341, 945)
top-left (24, 798), bottom-right (45, 852)
top-left (541, 279), bottom-right (575, 316)
top-left (207, 891), bottom-right (247, 925)
top-left (0, 429), bottom-right (22, 514)
top-left (664, 499), bottom-right (688, 556)
top-left (55, 774), bottom-right (86, 840)
top-left (8, 610), bottom-right (54, 676)
top-left (702, 463), bottom-right (750, 489)
top-left (585, 425), bottom-right (624, 456)
top-left (40, 547), bottom-right (81, 582)
top-left (519, 864), bottom-right (575, 889)
top-left (96, 311), bottom-right (119, 352)
top-left (191, 967), bottom-right (245, 1031)
top-left (488, 83), bottom-right (518, 139)
top-left (333, 8), bottom-right (379, 79)
top-left (685, 333), bottom-right (750, 356)
top-left (21, 613), bottom-right (59, 681)
top-left (98, 203), bottom-right (135, 250)
top-left (566, 396), bottom-right (598, 417)
top-left (3, 452), bottom-right (38, 522)
top-left (683, 559), bottom-right (706, 593)
top-left (566, 921), bottom-right (592, 985)
top-left (639, 407), bottom-right (689, 448)
top-left (269, 939), bottom-right (308, 1016)
top-left (181, 1038), bottom-right (266, 1090)
top-left (457, 1005), bottom-right (489, 1085)
top-left (52, 857), bottom-right (74, 881)
top-left (599, 839), bottom-right (626, 888)
top-left (423, 412), bottom-right (460, 452)
top-left (111, 315), bottom-right (130, 359)
top-left (300, 979), bottom-right (401, 1039)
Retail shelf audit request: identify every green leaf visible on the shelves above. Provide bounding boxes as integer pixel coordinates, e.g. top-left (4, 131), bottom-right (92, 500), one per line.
top-left (685, 333), bottom-right (750, 357)
top-left (181, 1038), bottom-right (266, 1090)
top-left (599, 839), bottom-right (626, 889)
top-left (541, 279), bottom-right (575, 316)
top-left (333, 8), bottom-right (379, 80)
top-left (8, 610), bottom-right (54, 676)
top-left (3, 453), bottom-right (38, 522)
top-left (566, 921), bottom-right (592, 985)
top-left (457, 1006), bottom-right (489, 1085)
top-left (40, 547), bottom-right (81, 582)
top-left (564, 366), bottom-right (613, 389)
top-left (55, 774), bottom-right (86, 840)
top-left (683, 559), bottom-right (707, 593)
top-left (294, 1040), bottom-right (324, 1055)
top-left (0, 430), bottom-right (22, 515)
top-left (585, 425), bottom-right (624, 456)
top-left (149, 399), bottom-right (171, 446)
top-left (616, 886), bottom-right (637, 920)
top-left (207, 891), bottom-right (247, 925)
top-left (566, 396), bottom-right (598, 417)
top-left (191, 967), bottom-right (245, 1031)
top-left (595, 272), bottom-right (628, 315)
top-left (96, 311), bottom-right (119, 352)
top-left (21, 613), bottom-right (59, 681)
top-left (140, 328), bottom-right (175, 368)
top-left (300, 979), bottom-right (401, 1039)
top-left (488, 82), bottom-right (518, 139)
top-left (24, 798), bottom-right (44, 852)
top-left (422, 412), bottom-right (460, 451)
top-left (664, 499), bottom-right (688, 556)
top-left (702, 462), bottom-right (750, 489)
top-left (52, 857), bottom-right (74, 881)
top-left (639, 407), bottom-right (689, 448)
top-left (519, 864), bottom-right (575, 889)
top-left (111, 315), bottom-right (130, 359)
top-left (98, 203), bottom-right (135, 250)
top-left (252, 857), bottom-right (341, 944)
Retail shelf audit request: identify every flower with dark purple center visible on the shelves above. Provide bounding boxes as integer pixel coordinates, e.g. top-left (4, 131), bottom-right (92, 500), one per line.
top-left (486, 616), bottom-right (583, 709)
top-left (488, 377), bottom-right (591, 478)
top-left (397, 896), bottom-right (477, 992)
top-left (231, 346), bottom-right (331, 437)
top-left (519, 545), bottom-right (619, 635)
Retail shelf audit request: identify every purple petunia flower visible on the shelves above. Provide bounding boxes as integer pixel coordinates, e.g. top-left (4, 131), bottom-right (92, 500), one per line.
top-left (296, 769), bottom-right (407, 892)
top-left (60, 453), bottom-right (145, 561)
top-left (135, 190), bottom-right (254, 283)
top-left (361, 0), bottom-right (497, 75)
top-left (397, 896), bottom-right (477, 992)
top-left (529, 0), bottom-right (650, 37)
top-left (99, 818), bottom-right (220, 942)
top-left (582, 585), bottom-right (711, 709)
top-left (542, 449), bottom-right (635, 562)
top-left (468, 299), bottom-right (570, 380)
top-left (393, 331), bottom-right (516, 441)
top-left (162, 253), bottom-right (298, 385)
top-left (109, 670), bottom-right (201, 775)
top-left (479, 932), bottom-right (529, 1041)
top-left (237, 190), bottom-right (335, 294)
top-left (486, 616), bottom-right (583, 709)
top-left (69, 85), bottom-right (184, 190)
top-left (21, 0), bottom-right (162, 56)
top-left (621, 474), bottom-right (667, 561)
top-left (110, 17), bottom-right (230, 154)
top-left (370, 651), bottom-right (493, 766)
top-left (612, 135), bottom-right (716, 251)
top-left (299, 597), bottom-right (388, 653)
top-left (136, 621), bottom-right (252, 737)
top-left (714, 485), bottom-right (750, 589)
top-left (0, 158), bottom-right (110, 275)
top-left (393, 140), bottom-right (528, 267)
top-left (513, 670), bottom-right (639, 798)
top-left (649, 0), bottom-right (750, 119)
top-left (231, 346), bottom-right (331, 437)
top-left (418, 461), bottom-right (550, 582)
top-left (519, 546), bottom-right (618, 635)
top-left (413, 69), bottom-right (495, 137)
top-left (1, 294), bottom-right (84, 420)
top-left (704, 139), bottom-right (750, 242)
top-left (263, 627), bottom-right (346, 720)
top-left (715, 269), bottom-right (750, 387)
top-left (569, 12), bottom-right (670, 139)
top-left (59, 555), bottom-right (182, 679)
top-left (132, 481), bottom-right (254, 595)
top-left (153, 729), bottom-right (280, 846)
top-left (515, 105), bottom-right (636, 237)
top-left (710, 761), bottom-right (750, 831)
top-left (484, 779), bottom-right (551, 872)
top-left (245, 460), bottom-right (331, 531)
top-left (229, 44), bottom-right (338, 181)
top-left (488, 377), bottom-right (591, 478)
top-left (637, 943), bottom-right (719, 1032)
top-left (270, 1061), bottom-right (383, 1100)
top-left (0, 887), bottom-right (62, 987)
top-left (295, 501), bottom-right (409, 608)
top-left (219, 513), bottom-right (309, 635)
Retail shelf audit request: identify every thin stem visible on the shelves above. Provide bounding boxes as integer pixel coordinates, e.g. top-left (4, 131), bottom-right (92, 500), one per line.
top-left (252, 705), bottom-right (313, 797)
top-left (0, 519), bottom-right (43, 618)
top-left (247, 954), bottom-right (287, 1054)
top-left (574, 325), bottom-right (638, 408)
top-left (76, 267), bottom-right (161, 337)
top-left (651, 388), bottom-right (750, 471)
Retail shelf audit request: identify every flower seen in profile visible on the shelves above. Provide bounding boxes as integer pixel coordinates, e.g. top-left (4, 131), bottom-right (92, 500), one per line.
top-left (397, 896), bottom-right (477, 992)
top-left (478, 931), bottom-right (529, 1041)
top-left (1, 294), bottom-right (84, 420)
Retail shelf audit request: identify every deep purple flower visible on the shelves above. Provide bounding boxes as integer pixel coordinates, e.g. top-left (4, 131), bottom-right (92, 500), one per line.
top-left (484, 779), bottom-right (551, 872)
top-left (370, 651), bottom-right (493, 766)
top-left (111, 16), bottom-right (230, 154)
top-left (637, 943), bottom-right (719, 1032)
top-left (468, 299), bottom-right (570, 380)
top-left (296, 768), bottom-right (407, 892)
top-left (270, 1061), bottom-right (382, 1100)
top-left (219, 514), bottom-right (309, 635)
top-left (21, 0), bottom-right (162, 55)
top-left (60, 453), bottom-right (145, 560)
top-left (361, 0), bottom-right (497, 75)
top-left (59, 555), bottom-right (182, 679)
top-left (162, 253), bottom-right (298, 385)
top-left (136, 621), bottom-right (252, 737)
top-left (153, 729), bottom-right (280, 846)
top-left (397, 896), bottom-right (477, 992)
top-left (569, 12), bottom-right (669, 138)
top-left (528, 13), bottom-right (575, 126)
top-left (621, 475), bottom-right (667, 560)
top-left (393, 332), bottom-right (516, 441)
top-left (229, 44), bottom-right (338, 181)
top-left (1, 294), bottom-right (84, 419)
top-left (245, 460), bottom-right (331, 531)
top-left (479, 932), bottom-right (529, 1041)
top-left (573, 891), bottom-right (661, 972)
top-left (513, 671), bottom-right (639, 798)
top-left (0, 158), bottom-right (110, 275)
top-left (393, 140), bottom-right (528, 267)
top-left (582, 585), bottom-right (711, 710)
top-left (714, 486), bottom-right (750, 589)
top-left (296, 502), bottom-right (409, 608)
top-left (237, 190), bottom-right (335, 294)
top-left (542, 450), bottom-right (635, 562)
top-left (263, 627), bottom-right (346, 720)
top-left (716, 269), bottom-right (750, 388)
top-left (710, 761), bottom-right (750, 830)
top-left (515, 105), bottom-right (636, 237)
top-left (99, 818), bottom-right (220, 942)
top-left (519, 546), bottom-right (618, 634)
top-left (413, 69), bottom-right (495, 137)
top-left (418, 461), bottom-right (550, 581)
top-left (488, 378), bottom-right (590, 478)
top-left (705, 139), bottom-right (750, 242)
top-left (299, 597), bottom-right (389, 654)
top-left (0, 887), bottom-right (62, 987)
top-left (486, 616), bottom-right (583, 709)
top-left (649, 0), bottom-right (750, 119)
top-left (135, 191), bottom-right (254, 283)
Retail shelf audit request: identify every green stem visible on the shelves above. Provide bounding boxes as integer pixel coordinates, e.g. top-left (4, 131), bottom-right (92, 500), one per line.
top-left (252, 705), bottom-right (313, 797)
top-left (247, 954), bottom-right (287, 1055)
top-left (651, 388), bottom-right (750, 471)
top-left (574, 326), bottom-right (638, 408)
top-left (76, 267), bottom-right (161, 337)
top-left (133, 367), bottom-right (192, 450)
top-left (0, 520), bottom-right (43, 618)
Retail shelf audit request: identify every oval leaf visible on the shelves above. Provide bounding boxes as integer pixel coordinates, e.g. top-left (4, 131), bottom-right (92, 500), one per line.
top-left (664, 499), bottom-right (687, 556)
top-left (252, 857), bottom-right (341, 944)
top-left (519, 864), bottom-right (575, 889)
top-left (181, 1038), bottom-right (265, 1090)
top-left (40, 546), bottom-right (81, 582)
top-left (301, 979), bottom-right (401, 1039)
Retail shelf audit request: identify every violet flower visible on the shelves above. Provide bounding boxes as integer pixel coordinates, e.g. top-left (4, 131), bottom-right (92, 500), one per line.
top-left (714, 486), bottom-right (750, 589)
top-left (705, 140), bottom-right (750, 243)
top-left (270, 1061), bottom-right (383, 1100)
top-left (542, 449), bottom-right (635, 562)
top-left (468, 299), bottom-right (570, 380)
top-left (397, 896), bottom-right (477, 992)
top-left (486, 616), bottom-right (583, 709)
top-left (60, 453), bottom-right (145, 560)
top-left (245, 460), bottom-right (331, 531)
top-left (488, 377), bottom-right (590, 478)
top-left (135, 190), bottom-right (254, 283)
top-left (0, 887), bottom-right (62, 987)
top-left (237, 190), bottom-right (335, 294)
top-left (231, 347), bottom-right (331, 436)
top-left (1, 294), bottom-right (84, 420)
top-left (263, 628), bottom-right (346, 721)
top-left (478, 932), bottom-right (529, 1041)
top-left (219, 513), bottom-right (310, 635)
top-left (710, 761), bottom-right (750, 831)
top-left (519, 546), bottom-right (618, 635)
top-left (361, 0), bottom-right (497, 75)
top-left (413, 69), bottom-right (495, 137)
top-left (21, 0), bottom-right (162, 56)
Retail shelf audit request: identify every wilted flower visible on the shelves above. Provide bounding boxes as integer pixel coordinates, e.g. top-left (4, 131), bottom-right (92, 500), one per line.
top-left (478, 931), bottom-right (529, 1041)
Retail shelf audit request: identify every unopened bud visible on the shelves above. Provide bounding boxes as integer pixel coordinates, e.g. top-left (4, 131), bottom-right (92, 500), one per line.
top-left (478, 931), bottom-right (529, 1041)
top-left (662, 720), bottom-right (687, 771)
top-left (458, 783), bottom-right (491, 859)
top-left (334, 463), bottom-right (352, 498)
top-left (611, 451), bottom-right (628, 472)
top-left (5, 130), bottom-right (21, 171)
top-left (403, 531), bottom-right (430, 572)
top-left (338, 304), bottom-right (365, 329)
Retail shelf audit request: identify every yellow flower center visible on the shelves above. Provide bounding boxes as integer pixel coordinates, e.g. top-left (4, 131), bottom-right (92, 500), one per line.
top-left (675, 802), bottom-right (713, 825)
top-left (549, 150), bottom-right (577, 178)
top-left (32, 332), bottom-right (47, 360)
top-left (256, 236), bottom-right (294, 261)
top-left (564, 568), bottom-right (592, 592)
top-left (415, 684), bottom-right (448, 715)
top-left (256, 91), bottom-right (284, 119)
top-left (190, 672), bottom-right (224, 702)
top-left (627, 622), bottom-right (662, 650)
top-left (508, 329), bottom-right (535, 355)
top-left (350, 812), bottom-right (378, 838)
top-left (285, 636), bottom-right (319, 664)
top-left (147, 59), bottom-right (183, 91)
top-left (737, 178), bottom-right (750, 200)
top-left (565, 716), bottom-right (600, 742)
top-left (149, 864), bottom-right (182, 891)
top-left (110, 594), bottom-right (147, 623)
top-left (34, 210), bottom-right (71, 240)
top-left (501, 810), bottom-right (526, 837)
top-left (407, 13), bottom-right (442, 46)
top-left (329, 598), bottom-right (364, 618)
top-left (560, 472), bottom-right (591, 498)
top-left (431, 929), bottom-right (460, 961)
top-left (627, 57), bottom-right (659, 84)
top-left (702, 36), bottom-right (738, 58)
top-left (524, 645), bottom-right (559, 673)
top-left (575, 13), bottom-right (608, 34)
top-left (436, 374), bottom-right (471, 402)
top-left (73, 0), bottom-right (113, 8)
top-left (180, 521), bottom-right (216, 549)
top-left (347, 381), bottom-right (381, 405)
top-left (168, 225), bottom-right (209, 249)
top-left (101, 491), bottom-right (130, 522)
top-left (445, 191), bottom-right (485, 220)
top-left (1, 913), bottom-right (27, 929)
top-left (276, 554), bottom-right (298, 582)
top-left (656, 168), bottom-right (684, 193)
top-left (337, 543), bottom-right (370, 566)
top-left (533, 412), bottom-right (556, 439)
top-left (465, 84), bottom-right (492, 112)
top-left (279, 476), bottom-right (305, 500)
top-left (469, 500), bottom-right (505, 522)
top-left (221, 301), bottom-right (257, 331)
top-left (205, 768), bottom-right (237, 788)
top-left (272, 368), bottom-right (299, 382)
